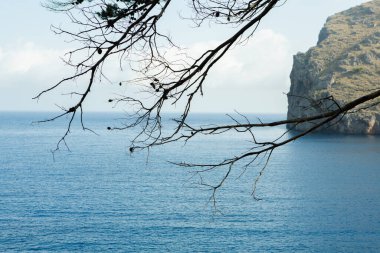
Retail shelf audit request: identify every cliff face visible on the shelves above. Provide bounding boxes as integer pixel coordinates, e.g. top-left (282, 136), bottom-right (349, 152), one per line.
top-left (287, 0), bottom-right (380, 134)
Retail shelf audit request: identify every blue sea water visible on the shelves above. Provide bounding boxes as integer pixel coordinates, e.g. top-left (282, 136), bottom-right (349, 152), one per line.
top-left (0, 112), bottom-right (380, 252)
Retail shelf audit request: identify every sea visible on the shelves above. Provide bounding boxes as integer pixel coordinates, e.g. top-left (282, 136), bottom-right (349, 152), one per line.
top-left (0, 112), bottom-right (380, 252)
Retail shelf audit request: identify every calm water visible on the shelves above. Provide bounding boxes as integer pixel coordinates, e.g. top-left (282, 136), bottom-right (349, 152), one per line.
top-left (0, 112), bottom-right (380, 252)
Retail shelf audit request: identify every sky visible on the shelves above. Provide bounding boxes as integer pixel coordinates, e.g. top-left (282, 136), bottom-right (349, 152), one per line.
top-left (0, 0), bottom-right (371, 113)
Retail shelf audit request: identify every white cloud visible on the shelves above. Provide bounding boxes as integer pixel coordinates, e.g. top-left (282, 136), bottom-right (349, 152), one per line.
top-left (0, 42), bottom-right (135, 112)
top-left (0, 42), bottom-right (76, 111)
top-left (0, 30), bottom-right (293, 113)
top-left (178, 29), bottom-right (292, 113)
top-left (158, 29), bottom-right (291, 90)
top-left (0, 42), bottom-right (63, 74)
top-left (175, 30), bottom-right (292, 113)
top-left (186, 29), bottom-right (292, 89)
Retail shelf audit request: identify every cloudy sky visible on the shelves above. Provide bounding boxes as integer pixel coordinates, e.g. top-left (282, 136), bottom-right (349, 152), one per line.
top-left (0, 0), bottom-right (371, 113)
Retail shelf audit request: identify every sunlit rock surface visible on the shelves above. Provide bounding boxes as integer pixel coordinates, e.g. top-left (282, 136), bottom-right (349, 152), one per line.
top-left (287, 0), bottom-right (380, 134)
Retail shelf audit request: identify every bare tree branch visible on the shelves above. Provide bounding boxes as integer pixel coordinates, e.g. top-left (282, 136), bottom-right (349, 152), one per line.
top-left (37, 0), bottom-right (380, 201)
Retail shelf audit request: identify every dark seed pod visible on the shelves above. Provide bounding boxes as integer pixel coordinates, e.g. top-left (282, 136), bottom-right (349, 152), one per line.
top-left (97, 48), bottom-right (102, 54)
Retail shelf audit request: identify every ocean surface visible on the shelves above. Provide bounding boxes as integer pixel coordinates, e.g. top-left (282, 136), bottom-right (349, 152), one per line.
top-left (0, 112), bottom-right (380, 252)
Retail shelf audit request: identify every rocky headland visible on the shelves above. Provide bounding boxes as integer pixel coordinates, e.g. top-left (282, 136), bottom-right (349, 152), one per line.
top-left (287, 0), bottom-right (380, 134)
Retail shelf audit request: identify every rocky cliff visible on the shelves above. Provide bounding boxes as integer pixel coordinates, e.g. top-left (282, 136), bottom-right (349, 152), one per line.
top-left (287, 0), bottom-right (380, 134)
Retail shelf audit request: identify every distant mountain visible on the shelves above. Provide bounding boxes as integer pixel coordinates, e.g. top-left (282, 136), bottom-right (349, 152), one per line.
top-left (287, 0), bottom-right (380, 134)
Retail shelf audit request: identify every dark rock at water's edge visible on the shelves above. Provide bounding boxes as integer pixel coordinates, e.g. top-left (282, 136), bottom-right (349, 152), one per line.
top-left (287, 0), bottom-right (380, 134)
